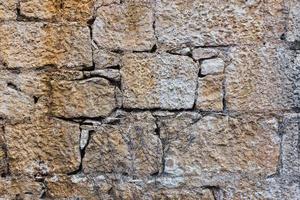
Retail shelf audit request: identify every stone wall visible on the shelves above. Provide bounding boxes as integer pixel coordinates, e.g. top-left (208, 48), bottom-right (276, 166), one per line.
top-left (0, 0), bottom-right (299, 199)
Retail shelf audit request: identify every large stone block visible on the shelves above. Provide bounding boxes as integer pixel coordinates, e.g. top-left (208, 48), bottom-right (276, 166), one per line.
top-left (156, 0), bottom-right (284, 49)
top-left (0, 71), bottom-right (49, 123)
top-left (93, 0), bottom-right (156, 51)
top-left (225, 45), bottom-right (299, 112)
top-left (51, 78), bottom-right (116, 118)
top-left (0, 0), bottom-right (16, 20)
top-left (159, 113), bottom-right (280, 176)
top-left (5, 117), bottom-right (80, 176)
top-left (83, 112), bottom-right (163, 177)
top-left (0, 22), bottom-right (92, 69)
top-left (121, 53), bottom-right (198, 109)
top-left (19, 0), bottom-right (95, 23)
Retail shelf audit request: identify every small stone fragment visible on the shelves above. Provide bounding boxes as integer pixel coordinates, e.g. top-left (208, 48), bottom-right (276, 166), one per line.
top-left (93, 48), bottom-right (121, 69)
top-left (83, 112), bottom-right (163, 177)
top-left (5, 118), bottom-right (80, 176)
top-left (192, 48), bottom-right (219, 60)
top-left (121, 53), bottom-right (198, 109)
top-left (0, 22), bottom-right (92, 69)
top-left (85, 69), bottom-right (120, 82)
top-left (0, 127), bottom-right (7, 176)
top-left (200, 58), bottom-right (225, 75)
top-left (93, 0), bottom-right (156, 51)
top-left (51, 78), bottom-right (116, 118)
top-left (196, 75), bottom-right (224, 111)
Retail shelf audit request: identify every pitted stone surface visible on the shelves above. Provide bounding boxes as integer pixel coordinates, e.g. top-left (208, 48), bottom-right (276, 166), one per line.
top-left (0, 22), bottom-right (92, 69)
top-left (0, 0), bottom-right (16, 20)
top-left (51, 78), bottom-right (116, 118)
top-left (159, 113), bottom-right (280, 176)
top-left (93, 0), bottom-right (156, 51)
top-left (121, 53), bottom-right (198, 109)
top-left (83, 111), bottom-right (163, 177)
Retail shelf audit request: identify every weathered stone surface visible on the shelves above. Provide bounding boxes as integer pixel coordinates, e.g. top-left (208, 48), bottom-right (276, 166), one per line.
top-left (192, 48), bottom-right (219, 60)
top-left (46, 175), bottom-right (112, 200)
top-left (5, 117), bottom-right (80, 176)
top-left (121, 53), bottom-right (198, 109)
top-left (159, 113), bottom-right (280, 176)
top-left (196, 75), bottom-right (224, 111)
top-left (0, 70), bottom-right (49, 123)
top-left (156, 0), bottom-right (284, 49)
top-left (20, 0), bottom-right (95, 23)
top-left (0, 127), bottom-right (7, 176)
top-left (200, 58), bottom-right (225, 75)
top-left (286, 0), bottom-right (300, 43)
top-left (93, 0), bottom-right (156, 51)
top-left (93, 48), bottom-right (121, 69)
top-left (225, 45), bottom-right (299, 112)
top-left (0, 22), bottom-right (92, 69)
top-left (281, 113), bottom-right (300, 176)
top-left (51, 78), bottom-right (116, 118)
top-left (0, 177), bottom-right (43, 199)
top-left (83, 111), bottom-right (163, 177)
top-left (0, 0), bottom-right (16, 20)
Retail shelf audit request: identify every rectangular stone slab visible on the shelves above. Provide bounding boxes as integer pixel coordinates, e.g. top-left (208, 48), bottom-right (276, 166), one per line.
top-left (0, 22), bottom-right (92, 69)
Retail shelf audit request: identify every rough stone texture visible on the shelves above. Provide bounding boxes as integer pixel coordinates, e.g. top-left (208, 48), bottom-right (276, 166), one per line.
top-left (156, 0), bottom-right (285, 49)
top-left (121, 53), bottom-right (198, 109)
top-left (83, 111), bottom-right (163, 177)
top-left (196, 75), bottom-right (224, 111)
top-left (19, 0), bottom-right (95, 23)
top-left (0, 177), bottom-right (43, 199)
top-left (0, 0), bottom-right (299, 199)
top-left (158, 113), bottom-right (280, 177)
top-left (0, 22), bottom-right (92, 69)
top-left (5, 117), bottom-right (80, 176)
top-left (51, 78), bottom-right (116, 118)
top-left (225, 45), bottom-right (299, 112)
top-left (93, 0), bottom-right (156, 51)
top-left (281, 113), bottom-right (300, 177)
top-left (0, 0), bottom-right (16, 20)
top-left (0, 70), bottom-right (49, 123)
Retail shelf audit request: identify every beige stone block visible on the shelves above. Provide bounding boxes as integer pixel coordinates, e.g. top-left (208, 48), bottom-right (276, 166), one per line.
top-left (83, 112), bottom-right (162, 177)
top-left (0, 22), bottom-right (92, 69)
top-left (196, 75), bottom-right (223, 111)
top-left (51, 78), bottom-right (116, 118)
top-left (0, 0), bottom-right (16, 20)
top-left (160, 113), bottom-right (280, 176)
top-left (93, 0), bottom-right (156, 51)
top-left (121, 53), bottom-right (198, 109)
top-left (5, 117), bottom-right (80, 176)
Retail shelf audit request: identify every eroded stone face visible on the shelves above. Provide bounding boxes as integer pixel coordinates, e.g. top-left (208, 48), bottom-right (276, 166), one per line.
top-left (19, 0), bottom-right (95, 23)
top-left (5, 117), bottom-right (80, 176)
top-left (286, 0), bottom-right (300, 43)
top-left (0, 0), bottom-right (16, 20)
top-left (0, 22), bottom-right (92, 69)
top-left (0, 177), bottom-right (43, 199)
top-left (121, 53), bottom-right (198, 109)
top-left (225, 45), bottom-right (299, 112)
top-left (156, 0), bottom-right (284, 49)
top-left (196, 75), bottom-right (224, 111)
top-left (93, 0), bottom-right (156, 51)
top-left (281, 114), bottom-right (300, 176)
top-left (159, 113), bottom-right (280, 176)
top-left (51, 78), bottom-right (116, 118)
top-left (0, 71), bottom-right (49, 123)
top-left (83, 112), bottom-right (163, 177)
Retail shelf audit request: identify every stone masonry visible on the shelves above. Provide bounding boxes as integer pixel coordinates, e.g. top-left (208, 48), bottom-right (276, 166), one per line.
top-left (0, 0), bottom-right (299, 199)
